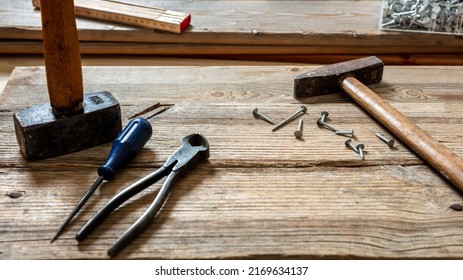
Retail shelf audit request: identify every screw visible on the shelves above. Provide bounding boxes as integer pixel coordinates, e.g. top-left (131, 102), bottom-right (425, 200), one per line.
top-left (356, 144), bottom-right (365, 160)
top-left (294, 119), bottom-right (303, 139)
top-left (253, 108), bottom-right (274, 125)
top-left (375, 132), bottom-right (395, 148)
top-left (345, 139), bottom-right (359, 153)
top-left (335, 129), bottom-right (355, 138)
top-left (272, 106), bottom-right (307, 132)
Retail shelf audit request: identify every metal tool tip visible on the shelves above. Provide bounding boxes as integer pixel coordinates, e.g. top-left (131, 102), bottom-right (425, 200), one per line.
top-left (51, 223), bottom-right (68, 243)
top-left (50, 233), bottom-right (59, 244)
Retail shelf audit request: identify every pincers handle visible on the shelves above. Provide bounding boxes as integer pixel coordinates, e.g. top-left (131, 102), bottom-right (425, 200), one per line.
top-left (98, 118), bottom-right (152, 180)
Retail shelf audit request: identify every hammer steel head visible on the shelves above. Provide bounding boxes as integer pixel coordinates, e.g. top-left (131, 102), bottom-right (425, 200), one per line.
top-left (294, 56), bottom-right (384, 98)
top-left (14, 91), bottom-right (122, 160)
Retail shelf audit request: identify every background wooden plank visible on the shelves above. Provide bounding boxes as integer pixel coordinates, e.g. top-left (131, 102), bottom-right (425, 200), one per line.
top-left (0, 1), bottom-right (462, 64)
top-left (0, 55), bottom-right (297, 94)
top-left (1, 65), bottom-right (463, 259)
top-left (0, 1), bottom-right (395, 44)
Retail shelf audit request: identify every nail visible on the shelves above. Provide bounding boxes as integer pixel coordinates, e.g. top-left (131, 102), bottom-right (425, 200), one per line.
top-left (356, 144), bottom-right (365, 160)
top-left (253, 108), bottom-right (274, 125)
top-left (317, 111), bottom-right (339, 132)
top-left (294, 119), bottom-right (303, 139)
top-left (272, 106), bottom-right (307, 131)
top-left (345, 139), bottom-right (359, 153)
top-left (317, 118), bottom-right (337, 132)
top-left (375, 132), bottom-right (395, 148)
top-left (335, 129), bottom-right (355, 138)
top-left (320, 111), bottom-right (329, 122)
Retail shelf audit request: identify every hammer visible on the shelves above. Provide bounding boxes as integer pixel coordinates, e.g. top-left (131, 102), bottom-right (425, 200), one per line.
top-left (294, 56), bottom-right (463, 192)
top-left (13, 0), bottom-right (121, 160)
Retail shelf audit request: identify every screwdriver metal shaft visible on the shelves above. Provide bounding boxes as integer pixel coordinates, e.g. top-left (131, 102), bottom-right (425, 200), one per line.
top-left (51, 117), bottom-right (152, 243)
top-left (51, 176), bottom-right (104, 243)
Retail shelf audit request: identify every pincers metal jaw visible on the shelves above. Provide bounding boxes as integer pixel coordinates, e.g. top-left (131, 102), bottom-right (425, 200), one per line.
top-left (164, 133), bottom-right (210, 172)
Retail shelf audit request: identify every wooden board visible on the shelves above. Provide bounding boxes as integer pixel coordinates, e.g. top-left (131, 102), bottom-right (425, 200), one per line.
top-left (0, 55), bottom-right (296, 96)
top-left (0, 1), bottom-right (462, 64)
top-left (1, 65), bottom-right (463, 259)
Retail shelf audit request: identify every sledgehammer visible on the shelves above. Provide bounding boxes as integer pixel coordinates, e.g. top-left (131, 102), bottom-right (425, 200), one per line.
top-left (294, 56), bottom-right (463, 192)
top-left (13, 0), bottom-right (121, 160)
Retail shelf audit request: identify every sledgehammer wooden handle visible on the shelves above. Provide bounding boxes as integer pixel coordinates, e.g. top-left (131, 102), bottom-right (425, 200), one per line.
top-left (40, 0), bottom-right (83, 115)
top-left (341, 76), bottom-right (463, 191)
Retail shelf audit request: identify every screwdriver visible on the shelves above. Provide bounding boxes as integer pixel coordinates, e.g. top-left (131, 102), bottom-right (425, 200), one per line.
top-left (51, 117), bottom-right (153, 243)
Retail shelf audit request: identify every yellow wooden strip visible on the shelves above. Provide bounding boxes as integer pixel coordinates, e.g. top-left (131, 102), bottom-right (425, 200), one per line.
top-left (31, 0), bottom-right (190, 33)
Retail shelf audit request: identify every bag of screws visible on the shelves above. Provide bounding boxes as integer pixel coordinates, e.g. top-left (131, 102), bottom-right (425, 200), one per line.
top-left (381, 0), bottom-right (463, 34)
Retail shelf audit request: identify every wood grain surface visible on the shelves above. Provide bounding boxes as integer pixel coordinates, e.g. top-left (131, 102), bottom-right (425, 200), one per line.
top-left (340, 76), bottom-right (463, 193)
top-left (1, 65), bottom-right (463, 259)
top-left (0, 1), bottom-right (462, 64)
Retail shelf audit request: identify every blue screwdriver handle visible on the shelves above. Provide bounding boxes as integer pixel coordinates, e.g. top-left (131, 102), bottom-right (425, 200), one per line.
top-left (98, 118), bottom-right (153, 180)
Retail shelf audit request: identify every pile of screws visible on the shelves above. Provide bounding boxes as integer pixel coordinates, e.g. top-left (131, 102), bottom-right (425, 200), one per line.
top-left (381, 0), bottom-right (463, 34)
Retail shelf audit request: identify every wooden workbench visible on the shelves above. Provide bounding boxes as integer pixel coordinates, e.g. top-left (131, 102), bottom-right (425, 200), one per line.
top-left (1, 64), bottom-right (463, 259)
top-left (1, 0), bottom-right (462, 65)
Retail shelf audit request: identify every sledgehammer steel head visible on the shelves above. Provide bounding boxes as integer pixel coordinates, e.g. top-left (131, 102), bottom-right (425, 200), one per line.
top-left (14, 91), bottom-right (122, 160)
top-left (294, 56), bottom-right (384, 98)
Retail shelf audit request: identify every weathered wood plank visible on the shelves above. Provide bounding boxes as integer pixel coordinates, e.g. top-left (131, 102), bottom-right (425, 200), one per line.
top-left (2, 165), bottom-right (463, 259)
top-left (0, 1), bottom-right (462, 64)
top-left (1, 66), bottom-right (463, 163)
top-left (0, 56), bottom-right (293, 93)
top-left (1, 65), bottom-right (463, 259)
top-left (3, 65), bottom-right (463, 105)
top-left (0, 1), bottom-right (397, 45)
top-left (1, 40), bottom-right (463, 66)
top-left (2, 40), bottom-right (463, 55)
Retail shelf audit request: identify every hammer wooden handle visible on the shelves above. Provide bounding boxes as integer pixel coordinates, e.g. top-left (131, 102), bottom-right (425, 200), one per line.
top-left (341, 76), bottom-right (463, 191)
top-left (40, 0), bottom-right (83, 115)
